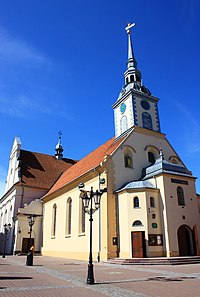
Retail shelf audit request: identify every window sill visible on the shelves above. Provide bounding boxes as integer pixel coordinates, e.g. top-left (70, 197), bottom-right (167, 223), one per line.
top-left (65, 235), bottom-right (71, 238)
top-left (78, 233), bottom-right (86, 237)
top-left (51, 236), bottom-right (56, 239)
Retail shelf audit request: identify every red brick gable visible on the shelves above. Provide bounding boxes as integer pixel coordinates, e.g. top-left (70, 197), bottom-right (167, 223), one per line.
top-left (20, 150), bottom-right (76, 190)
top-left (46, 136), bottom-right (125, 197)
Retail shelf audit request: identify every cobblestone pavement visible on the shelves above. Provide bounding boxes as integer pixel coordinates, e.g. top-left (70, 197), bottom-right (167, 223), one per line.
top-left (0, 256), bottom-right (200, 296)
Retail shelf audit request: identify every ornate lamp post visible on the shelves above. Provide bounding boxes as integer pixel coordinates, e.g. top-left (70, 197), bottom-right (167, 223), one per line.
top-left (2, 223), bottom-right (11, 258)
top-left (27, 215), bottom-right (35, 251)
top-left (78, 183), bottom-right (103, 285)
top-left (26, 214), bottom-right (36, 266)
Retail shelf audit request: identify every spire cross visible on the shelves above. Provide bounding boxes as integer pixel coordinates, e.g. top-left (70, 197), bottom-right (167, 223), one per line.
top-left (58, 130), bottom-right (62, 141)
top-left (125, 22), bottom-right (136, 34)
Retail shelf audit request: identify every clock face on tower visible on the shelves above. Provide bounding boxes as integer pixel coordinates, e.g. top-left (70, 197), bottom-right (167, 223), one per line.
top-left (120, 103), bottom-right (126, 114)
top-left (141, 100), bottom-right (150, 110)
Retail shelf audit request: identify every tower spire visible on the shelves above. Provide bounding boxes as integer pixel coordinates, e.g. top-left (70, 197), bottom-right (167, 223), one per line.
top-left (124, 22), bottom-right (142, 86)
top-left (125, 23), bottom-right (137, 69)
top-left (55, 131), bottom-right (64, 160)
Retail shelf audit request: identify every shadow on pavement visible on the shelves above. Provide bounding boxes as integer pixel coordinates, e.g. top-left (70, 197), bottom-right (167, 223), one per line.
top-left (0, 276), bottom-right (33, 280)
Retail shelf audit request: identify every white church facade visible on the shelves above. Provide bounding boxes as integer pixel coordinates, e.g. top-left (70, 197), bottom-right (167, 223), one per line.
top-left (41, 24), bottom-right (200, 260)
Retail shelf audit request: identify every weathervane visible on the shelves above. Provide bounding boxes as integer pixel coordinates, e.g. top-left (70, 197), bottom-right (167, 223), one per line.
top-left (125, 22), bottom-right (135, 34)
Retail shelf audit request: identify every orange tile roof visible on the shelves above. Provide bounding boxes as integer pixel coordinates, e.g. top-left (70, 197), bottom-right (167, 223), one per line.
top-left (20, 150), bottom-right (76, 189)
top-left (46, 136), bottom-right (125, 196)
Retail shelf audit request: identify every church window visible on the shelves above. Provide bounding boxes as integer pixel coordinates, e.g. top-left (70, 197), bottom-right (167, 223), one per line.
top-left (120, 115), bottom-right (128, 134)
top-left (133, 197), bottom-right (139, 208)
top-left (126, 77), bottom-right (129, 84)
top-left (177, 187), bottom-right (185, 206)
top-left (65, 198), bottom-right (72, 236)
top-left (130, 75), bottom-right (134, 82)
top-left (79, 199), bottom-right (85, 234)
top-left (52, 204), bottom-right (57, 238)
top-left (132, 220), bottom-right (142, 226)
top-left (150, 197), bottom-right (155, 208)
top-left (142, 112), bottom-right (153, 130)
top-left (148, 152), bottom-right (155, 164)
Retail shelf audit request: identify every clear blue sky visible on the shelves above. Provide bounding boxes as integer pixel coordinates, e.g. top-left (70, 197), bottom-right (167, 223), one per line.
top-left (0, 0), bottom-right (200, 194)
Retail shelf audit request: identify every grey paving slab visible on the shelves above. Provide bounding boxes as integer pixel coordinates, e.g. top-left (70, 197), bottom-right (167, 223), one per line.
top-left (1, 256), bottom-right (200, 297)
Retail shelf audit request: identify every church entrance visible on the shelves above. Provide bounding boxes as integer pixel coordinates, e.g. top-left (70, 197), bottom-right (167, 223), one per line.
top-left (22, 238), bottom-right (34, 254)
top-left (131, 231), bottom-right (146, 258)
top-left (177, 225), bottom-right (194, 256)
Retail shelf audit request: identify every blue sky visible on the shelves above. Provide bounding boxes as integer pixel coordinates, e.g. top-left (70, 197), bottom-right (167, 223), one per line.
top-left (0, 0), bottom-right (200, 194)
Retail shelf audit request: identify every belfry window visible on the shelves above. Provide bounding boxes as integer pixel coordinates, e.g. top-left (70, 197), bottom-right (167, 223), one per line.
top-left (148, 152), bottom-right (155, 165)
top-left (130, 75), bottom-right (134, 82)
top-left (142, 112), bottom-right (153, 130)
top-left (120, 115), bottom-right (128, 134)
top-left (133, 197), bottom-right (139, 208)
top-left (52, 204), bottom-right (57, 237)
top-left (177, 186), bottom-right (185, 206)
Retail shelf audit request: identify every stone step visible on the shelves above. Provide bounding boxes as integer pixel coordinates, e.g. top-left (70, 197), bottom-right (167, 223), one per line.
top-left (106, 256), bottom-right (200, 265)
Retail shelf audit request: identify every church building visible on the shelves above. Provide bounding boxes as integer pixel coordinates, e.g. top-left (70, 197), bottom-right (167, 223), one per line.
top-left (41, 24), bottom-right (200, 259)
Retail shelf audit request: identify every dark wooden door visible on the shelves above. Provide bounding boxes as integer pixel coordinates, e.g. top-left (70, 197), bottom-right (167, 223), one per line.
top-left (131, 231), bottom-right (145, 258)
top-left (22, 238), bottom-right (34, 254)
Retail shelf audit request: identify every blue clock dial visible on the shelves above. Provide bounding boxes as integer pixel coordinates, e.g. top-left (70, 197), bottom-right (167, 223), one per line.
top-left (120, 103), bottom-right (126, 114)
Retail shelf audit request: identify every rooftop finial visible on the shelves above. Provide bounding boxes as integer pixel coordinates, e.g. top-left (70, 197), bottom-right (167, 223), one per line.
top-left (55, 130), bottom-right (64, 160)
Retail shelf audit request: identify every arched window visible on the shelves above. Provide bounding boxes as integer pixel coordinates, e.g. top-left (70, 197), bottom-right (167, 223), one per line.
top-left (150, 197), bottom-right (155, 208)
top-left (79, 199), bottom-right (85, 234)
top-left (120, 115), bottom-right (128, 134)
top-left (133, 197), bottom-right (139, 208)
top-left (66, 198), bottom-right (72, 236)
top-left (148, 152), bottom-right (155, 164)
top-left (52, 204), bottom-right (57, 237)
top-left (130, 75), bottom-right (134, 82)
top-left (124, 151), bottom-right (133, 168)
top-left (132, 220), bottom-right (143, 226)
top-left (142, 112), bottom-right (153, 130)
top-left (177, 187), bottom-right (185, 206)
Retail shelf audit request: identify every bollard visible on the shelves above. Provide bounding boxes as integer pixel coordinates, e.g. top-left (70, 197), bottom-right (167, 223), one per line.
top-left (26, 251), bottom-right (33, 266)
top-left (26, 246), bottom-right (34, 266)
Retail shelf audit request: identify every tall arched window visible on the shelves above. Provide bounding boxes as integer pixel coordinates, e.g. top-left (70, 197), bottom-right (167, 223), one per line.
top-left (52, 204), bottom-right (57, 237)
top-left (133, 197), bottom-right (139, 208)
top-left (150, 197), bottom-right (155, 208)
top-left (177, 187), bottom-right (185, 206)
top-left (66, 198), bottom-right (72, 236)
top-left (142, 112), bottom-right (153, 130)
top-left (124, 150), bottom-right (133, 168)
top-left (120, 115), bottom-right (128, 134)
top-left (79, 199), bottom-right (85, 234)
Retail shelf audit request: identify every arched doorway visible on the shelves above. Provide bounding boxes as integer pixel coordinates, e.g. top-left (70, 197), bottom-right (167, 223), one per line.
top-left (177, 225), bottom-right (194, 256)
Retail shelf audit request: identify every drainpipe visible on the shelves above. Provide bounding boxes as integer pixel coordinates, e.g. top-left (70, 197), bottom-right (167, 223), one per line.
top-left (115, 193), bottom-right (120, 258)
top-left (97, 173), bottom-right (101, 262)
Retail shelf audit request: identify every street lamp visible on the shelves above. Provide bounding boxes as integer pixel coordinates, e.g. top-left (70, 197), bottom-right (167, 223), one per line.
top-left (2, 223), bottom-right (11, 258)
top-left (27, 215), bottom-right (35, 251)
top-left (78, 183), bottom-right (103, 285)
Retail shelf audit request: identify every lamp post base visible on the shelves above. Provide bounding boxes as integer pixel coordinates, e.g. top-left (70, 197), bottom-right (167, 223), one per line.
top-left (87, 263), bottom-right (95, 285)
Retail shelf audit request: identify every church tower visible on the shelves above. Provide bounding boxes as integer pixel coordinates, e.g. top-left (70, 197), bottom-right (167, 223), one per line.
top-left (113, 23), bottom-right (161, 138)
top-left (55, 131), bottom-right (64, 160)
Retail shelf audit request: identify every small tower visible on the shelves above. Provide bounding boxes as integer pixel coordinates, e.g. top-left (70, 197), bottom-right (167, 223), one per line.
top-left (55, 131), bottom-right (64, 160)
top-left (113, 23), bottom-right (161, 139)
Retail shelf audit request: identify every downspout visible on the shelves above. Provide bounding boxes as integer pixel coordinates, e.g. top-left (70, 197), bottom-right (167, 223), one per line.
top-left (97, 173), bottom-right (101, 262)
top-left (115, 193), bottom-right (120, 257)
